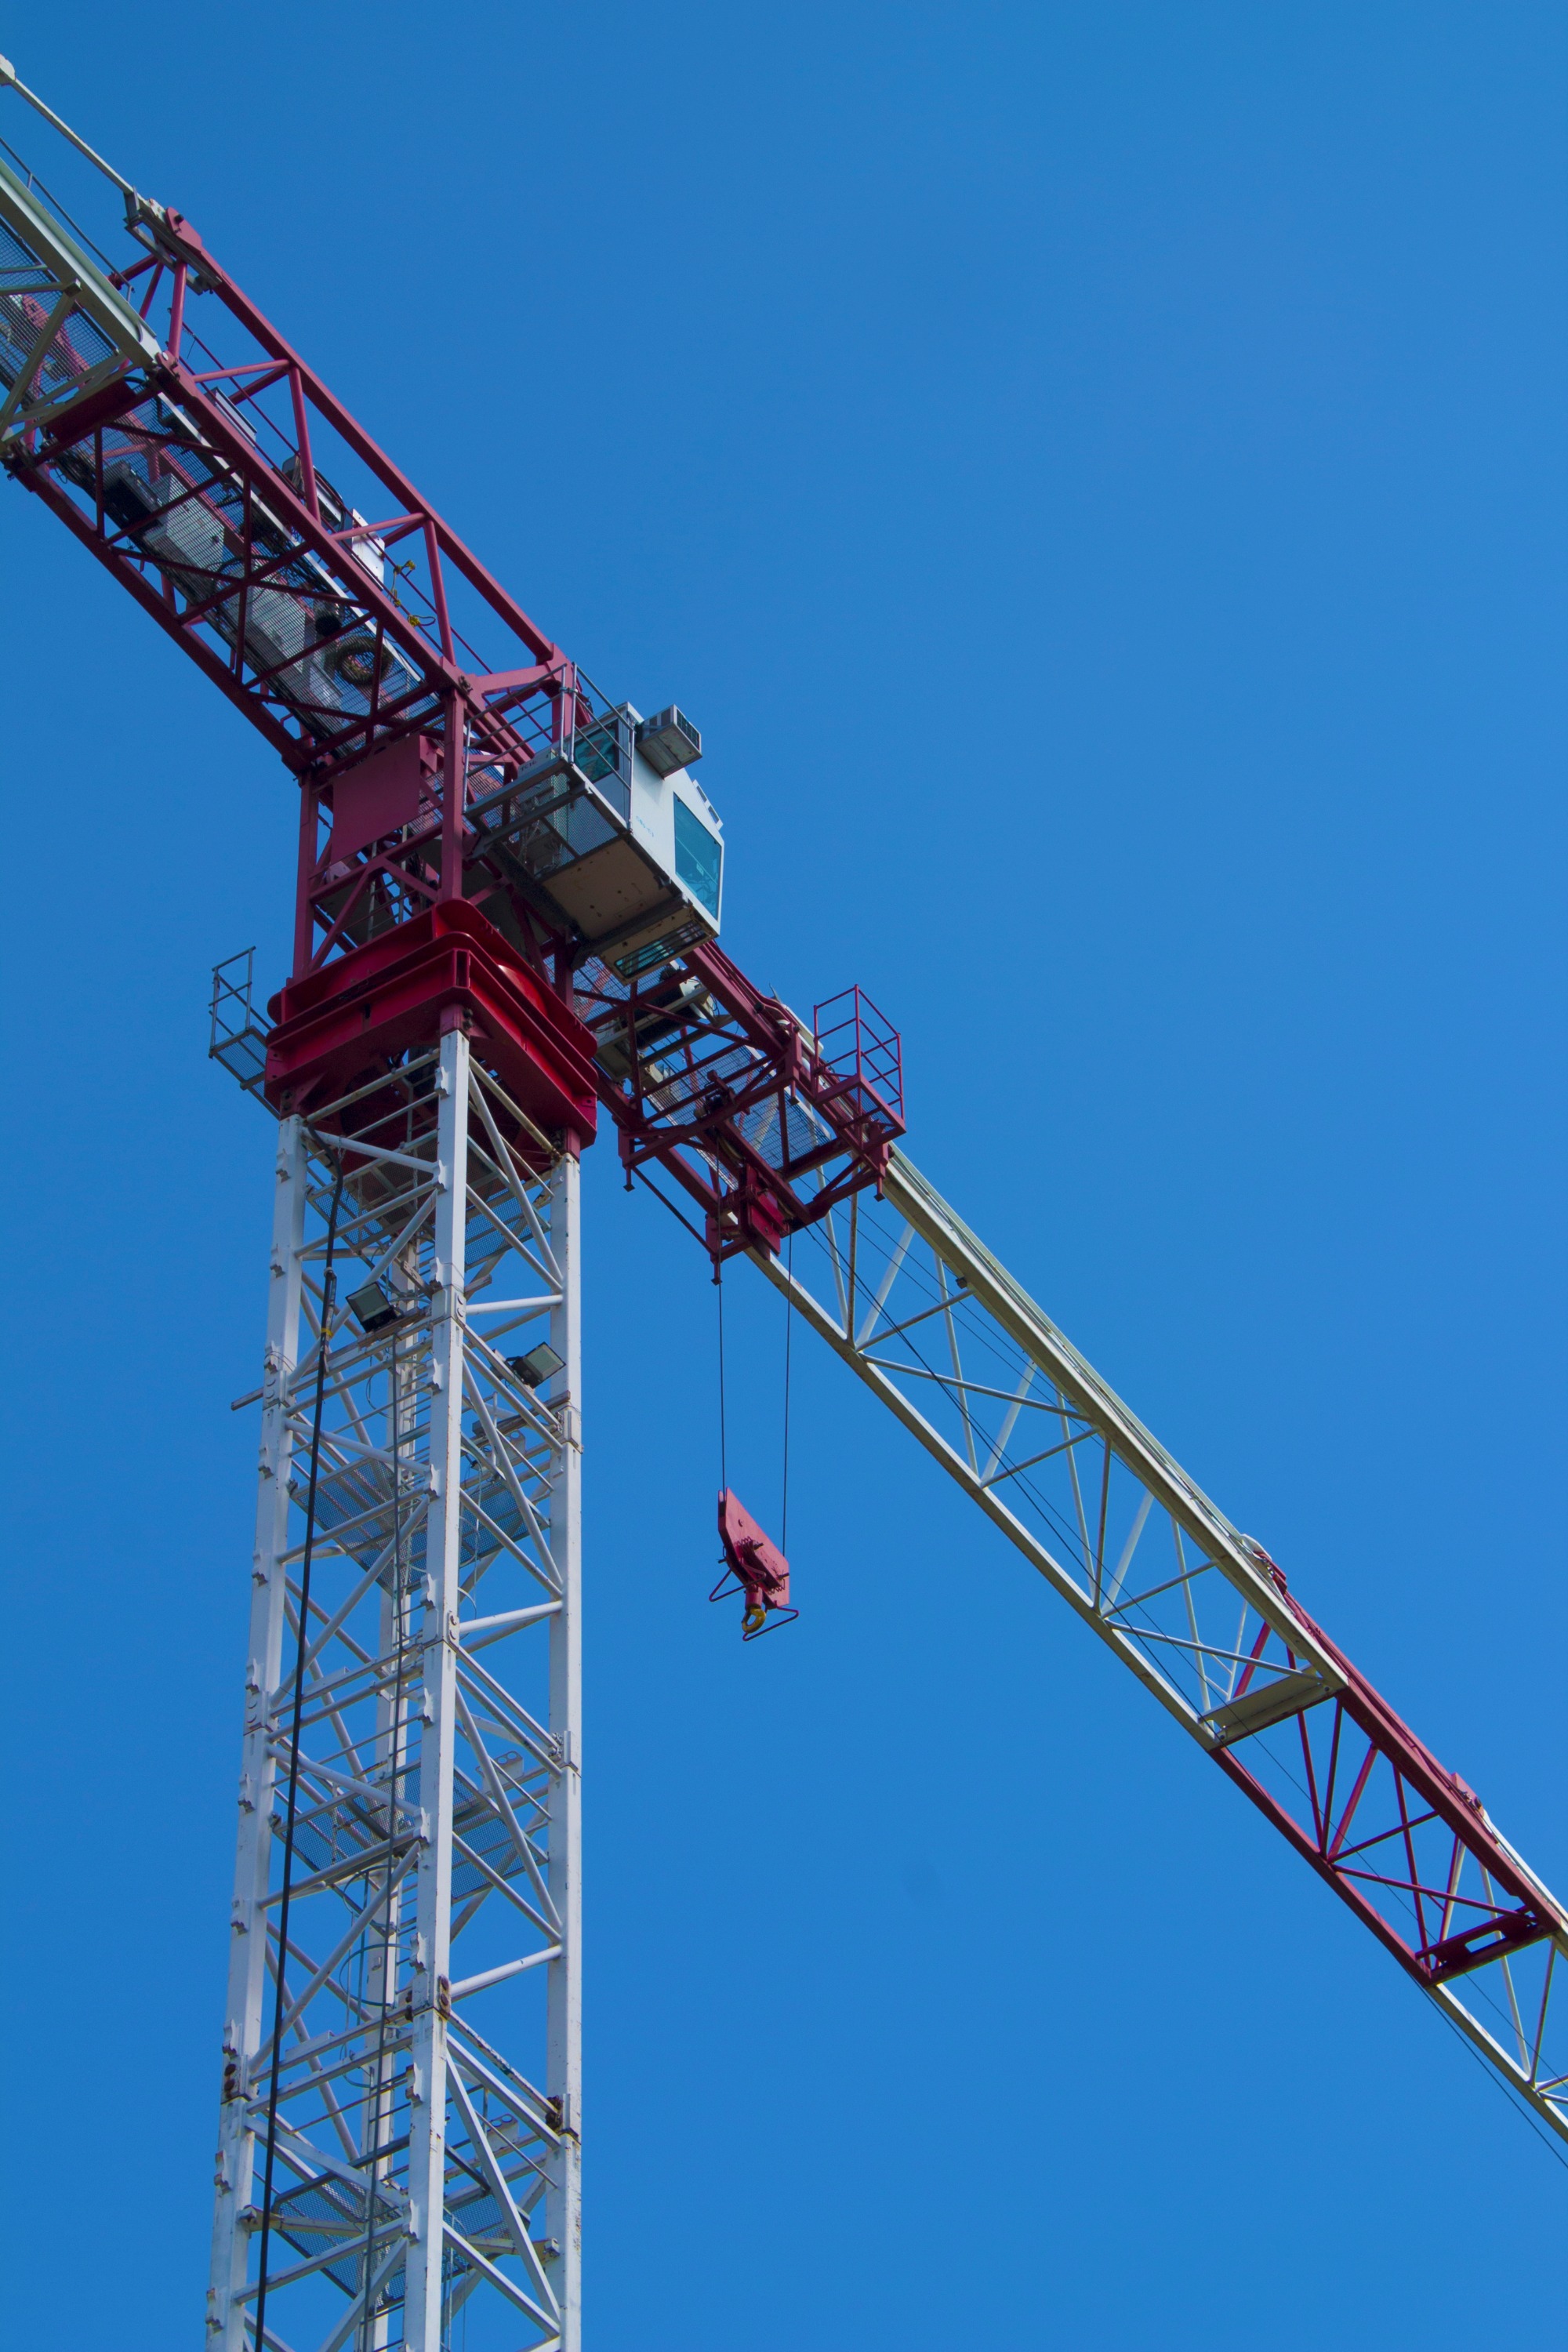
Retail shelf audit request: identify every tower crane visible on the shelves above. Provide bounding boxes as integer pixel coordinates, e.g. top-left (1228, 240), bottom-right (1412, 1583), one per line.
top-left (1, 63), bottom-right (1562, 2352)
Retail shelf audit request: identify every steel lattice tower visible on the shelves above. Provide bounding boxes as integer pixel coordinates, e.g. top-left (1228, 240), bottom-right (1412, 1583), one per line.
top-left (211, 1040), bottom-right (583, 2350)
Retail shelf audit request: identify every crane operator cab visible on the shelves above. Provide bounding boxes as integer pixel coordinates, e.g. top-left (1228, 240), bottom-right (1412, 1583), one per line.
top-left (466, 702), bottom-right (724, 977)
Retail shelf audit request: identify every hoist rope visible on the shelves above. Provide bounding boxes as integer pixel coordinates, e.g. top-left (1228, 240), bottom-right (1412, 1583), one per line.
top-left (253, 1155), bottom-right (344, 2352)
top-left (716, 1268), bottom-right (728, 1496)
top-left (781, 1232), bottom-right (794, 1555)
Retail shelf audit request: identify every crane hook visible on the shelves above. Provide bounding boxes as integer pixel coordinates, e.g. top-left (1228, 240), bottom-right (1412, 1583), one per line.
top-left (710, 1489), bottom-right (797, 1640)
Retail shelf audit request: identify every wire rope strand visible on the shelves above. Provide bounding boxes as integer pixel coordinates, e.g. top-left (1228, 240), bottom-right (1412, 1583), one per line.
top-left (716, 1268), bottom-right (728, 1496)
top-left (1432, 2002), bottom-right (1568, 2174)
top-left (252, 1156), bottom-right (345, 2352)
top-left (781, 1231), bottom-right (794, 1555)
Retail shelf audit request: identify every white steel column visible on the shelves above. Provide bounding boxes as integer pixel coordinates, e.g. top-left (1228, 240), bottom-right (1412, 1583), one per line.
top-left (546, 1149), bottom-right (583, 2344)
top-left (208, 1116), bottom-right (305, 2350)
top-left (404, 1025), bottom-right (470, 2350)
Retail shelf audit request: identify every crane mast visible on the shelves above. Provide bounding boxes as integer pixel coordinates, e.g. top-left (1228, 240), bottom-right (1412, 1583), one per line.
top-left (2, 63), bottom-right (1563, 2351)
top-left (210, 1069), bottom-right (584, 2352)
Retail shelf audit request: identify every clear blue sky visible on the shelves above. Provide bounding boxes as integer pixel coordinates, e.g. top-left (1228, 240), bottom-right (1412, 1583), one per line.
top-left (1, 5), bottom-right (1563, 2344)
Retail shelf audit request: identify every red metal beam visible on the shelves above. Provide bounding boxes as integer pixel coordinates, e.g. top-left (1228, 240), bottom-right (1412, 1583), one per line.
top-left (143, 205), bottom-right (561, 670)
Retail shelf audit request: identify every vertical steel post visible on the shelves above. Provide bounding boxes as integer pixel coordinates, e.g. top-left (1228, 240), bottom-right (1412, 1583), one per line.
top-left (207, 1117), bottom-right (305, 2350)
top-left (546, 1149), bottom-right (583, 2345)
top-left (404, 1025), bottom-right (470, 2350)
top-left (363, 1280), bottom-right (416, 2352)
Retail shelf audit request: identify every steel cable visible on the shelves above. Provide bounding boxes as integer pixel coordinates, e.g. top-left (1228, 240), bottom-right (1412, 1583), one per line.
top-left (781, 1231), bottom-right (793, 1555)
top-left (716, 1268), bottom-right (728, 1497)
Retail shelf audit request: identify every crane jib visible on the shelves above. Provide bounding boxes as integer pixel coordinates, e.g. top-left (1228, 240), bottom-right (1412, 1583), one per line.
top-left (746, 1153), bottom-right (1568, 2132)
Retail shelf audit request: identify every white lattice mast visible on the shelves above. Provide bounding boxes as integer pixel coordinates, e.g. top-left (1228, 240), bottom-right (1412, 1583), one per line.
top-left (208, 1036), bottom-right (583, 2351)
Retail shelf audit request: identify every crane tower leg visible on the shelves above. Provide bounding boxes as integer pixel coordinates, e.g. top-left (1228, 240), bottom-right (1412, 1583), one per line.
top-left (546, 1148), bottom-right (583, 2339)
top-left (209, 1116), bottom-right (307, 2345)
top-left (402, 1026), bottom-right (473, 2348)
top-left (208, 1036), bottom-right (583, 2351)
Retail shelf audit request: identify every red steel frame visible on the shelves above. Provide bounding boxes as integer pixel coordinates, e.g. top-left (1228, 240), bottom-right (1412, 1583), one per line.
top-left (1220, 1560), bottom-right (1557, 1992)
top-left (576, 942), bottom-right (906, 1261)
top-left (14, 203), bottom-right (564, 777)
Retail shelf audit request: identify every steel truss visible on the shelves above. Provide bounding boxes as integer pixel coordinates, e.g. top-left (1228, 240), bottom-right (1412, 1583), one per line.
top-left (209, 1035), bottom-right (582, 2352)
top-left (752, 1150), bottom-right (1568, 2144)
top-left (0, 143), bottom-right (565, 779)
top-left (575, 946), bottom-right (904, 1260)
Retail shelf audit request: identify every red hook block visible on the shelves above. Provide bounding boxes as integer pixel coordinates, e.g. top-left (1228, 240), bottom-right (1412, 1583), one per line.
top-left (711, 1489), bottom-right (797, 1639)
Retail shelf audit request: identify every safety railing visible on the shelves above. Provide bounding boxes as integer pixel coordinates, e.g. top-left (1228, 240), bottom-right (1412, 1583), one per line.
top-left (209, 945), bottom-right (268, 1095)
